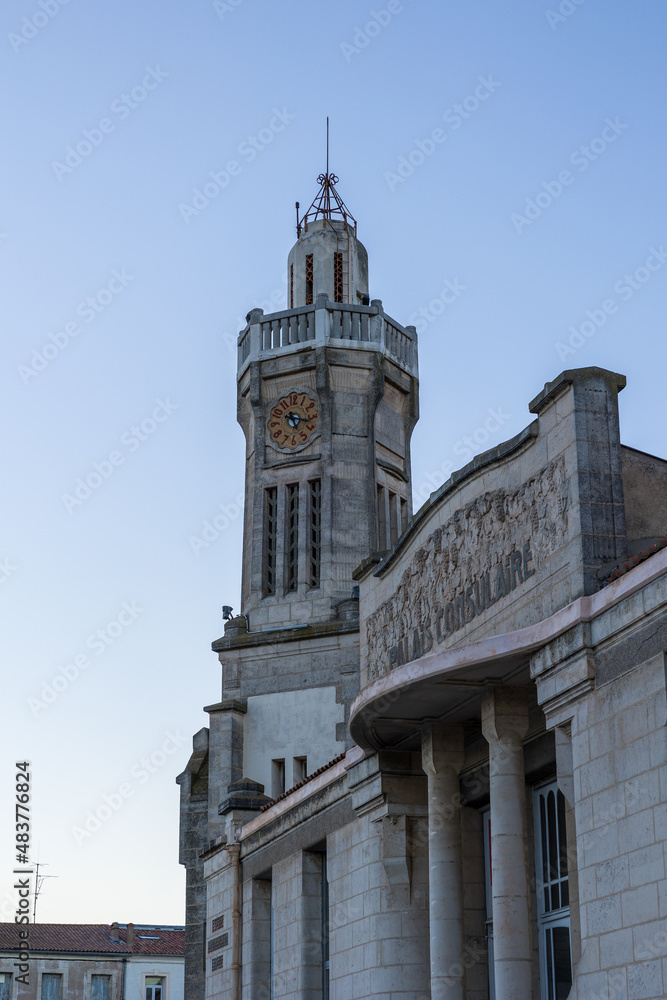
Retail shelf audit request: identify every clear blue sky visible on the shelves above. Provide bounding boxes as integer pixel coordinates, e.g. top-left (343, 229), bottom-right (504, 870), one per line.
top-left (2, 0), bottom-right (666, 924)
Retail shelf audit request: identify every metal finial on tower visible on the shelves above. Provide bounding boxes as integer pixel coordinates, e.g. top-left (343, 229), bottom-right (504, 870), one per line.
top-left (295, 119), bottom-right (357, 236)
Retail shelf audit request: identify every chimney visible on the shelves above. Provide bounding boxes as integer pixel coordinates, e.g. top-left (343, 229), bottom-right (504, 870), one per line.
top-left (110, 922), bottom-right (120, 943)
top-left (127, 923), bottom-right (135, 949)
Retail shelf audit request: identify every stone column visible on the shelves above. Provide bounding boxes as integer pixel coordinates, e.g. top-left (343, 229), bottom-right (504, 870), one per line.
top-left (422, 724), bottom-right (466, 1000)
top-left (481, 686), bottom-right (532, 1000)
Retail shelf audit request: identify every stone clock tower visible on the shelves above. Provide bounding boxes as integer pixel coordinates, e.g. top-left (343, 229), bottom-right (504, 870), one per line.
top-left (178, 171), bottom-right (419, 999)
top-left (237, 171), bottom-right (419, 629)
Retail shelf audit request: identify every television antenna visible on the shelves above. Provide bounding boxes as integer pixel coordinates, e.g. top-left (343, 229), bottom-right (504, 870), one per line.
top-left (33, 861), bottom-right (58, 922)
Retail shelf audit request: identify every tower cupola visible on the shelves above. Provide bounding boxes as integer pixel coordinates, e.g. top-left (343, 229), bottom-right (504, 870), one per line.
top-left (287, 172), bottom-right (369, 308)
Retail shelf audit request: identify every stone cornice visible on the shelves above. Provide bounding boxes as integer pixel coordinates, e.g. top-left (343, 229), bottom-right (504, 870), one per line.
top-left (350, 545), bottom-right (667, 746)
top-left (212, 618), bottom-right (359, 652)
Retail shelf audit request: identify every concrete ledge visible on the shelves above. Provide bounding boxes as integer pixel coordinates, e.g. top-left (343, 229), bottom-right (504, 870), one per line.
top-left (212, 618), bottom-right (359, 652)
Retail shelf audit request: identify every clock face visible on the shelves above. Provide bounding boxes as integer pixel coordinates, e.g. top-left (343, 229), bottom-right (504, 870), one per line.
top-left (268, 391), bottom-right (319, 450)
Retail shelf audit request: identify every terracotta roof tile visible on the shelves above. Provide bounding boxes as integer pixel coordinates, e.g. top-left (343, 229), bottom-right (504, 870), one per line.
top-left (600, 538), bottom-right (666, 586)
top-left (0, 924), bottom-right (184, 956)
top-left (260, 752), bottom-right (347, 811)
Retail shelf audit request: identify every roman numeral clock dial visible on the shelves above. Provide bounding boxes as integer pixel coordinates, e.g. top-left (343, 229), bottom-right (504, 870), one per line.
top-left (268, 391), bottom-right (319, 451)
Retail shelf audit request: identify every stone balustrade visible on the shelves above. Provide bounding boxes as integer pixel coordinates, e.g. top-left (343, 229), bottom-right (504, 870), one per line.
top-left (237, 295), bottom-right (417, 372)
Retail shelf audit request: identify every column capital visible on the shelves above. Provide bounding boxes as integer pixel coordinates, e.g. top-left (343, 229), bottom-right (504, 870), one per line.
top-left (421, 722), bottom-right (464, 777)
top-left (481, 685), bottom-right (529, 745)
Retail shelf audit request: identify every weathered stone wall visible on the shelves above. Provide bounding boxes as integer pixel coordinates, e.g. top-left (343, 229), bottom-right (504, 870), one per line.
top-left (364, 456), bottom-right (568, 682)
top-left (204, 846), bottom-right (235, 1000)
top-left (272, 851), bottom-right (324, 999)
top-left (621, 444), bottom-right (667, 544)
top-left (360, 368), bottom-right (628, 684)
top-left (238, 338), bottom-right (417, 628)
top-left (242, 687), bottom-right (346, 794)
top-left (531, 554), bottom-right (667, 1000)
top-left (327, 810), bottom-right (430, 999)
top-left (217, 625), bottom-right (360, 705)
top-left (6, 957), bottom-right (124, 1000)
top-left (568, 652), bottom-right (666, 997)
top-left (177, 731), bottom-right (210, 1000)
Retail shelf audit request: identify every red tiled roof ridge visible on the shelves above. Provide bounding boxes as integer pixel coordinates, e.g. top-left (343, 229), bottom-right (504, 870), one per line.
top-left (600, 537), bottom-right (666, 586)
top-left (260, 751), bottom-right (347, 811)
top-left (0, 923), bottom-right (185, 956)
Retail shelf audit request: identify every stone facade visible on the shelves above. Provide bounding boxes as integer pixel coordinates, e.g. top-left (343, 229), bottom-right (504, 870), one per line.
top-left (178, 172), bottom-right (667, 999)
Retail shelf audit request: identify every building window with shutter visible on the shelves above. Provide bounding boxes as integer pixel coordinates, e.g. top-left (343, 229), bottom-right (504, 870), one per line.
top-left (91, 975), bottom-right (110, 1000)
top-left (41, 974), bottom-right (63, 1000)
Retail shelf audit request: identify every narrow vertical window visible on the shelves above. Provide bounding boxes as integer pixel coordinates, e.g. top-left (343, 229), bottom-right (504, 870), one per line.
top-left (0, 975), bottom-right (12, 1000)
top-left (305, 254), bottom-right (314, 305)
top-left (377, 484), bottom-right (387, 550)
top-left (389, 490), bottom-right (398, 546)
top-left (334, 252), bottom-right (343, 303)
top-left (286, 483), bottom-right (299, 592)
top-left (293, 756), bottom-right (308, 783)
top-left (399, 496), bottom-right (408, 536)
top-left (533, 783), bottom-right (572, 1000)
top-left (271, 759), bottom-right (285, 798)
top-left (290, 263), bottom-right (294, 308)
top-left (309, 479), bottom-right (321, 588)
top-left (264, 487), bottom-right (278, 596)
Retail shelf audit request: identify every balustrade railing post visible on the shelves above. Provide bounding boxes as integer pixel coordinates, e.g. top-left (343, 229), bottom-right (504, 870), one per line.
top-left (247, 308), bottom-right (263, 361)
top-left (315, 293), bottom-right (329, 344)
top-left (370, 299), bottom-right (383, 345)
